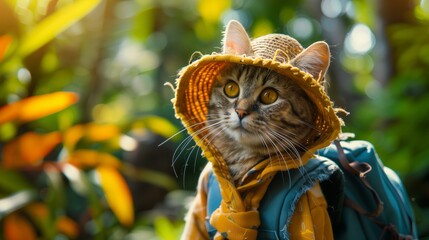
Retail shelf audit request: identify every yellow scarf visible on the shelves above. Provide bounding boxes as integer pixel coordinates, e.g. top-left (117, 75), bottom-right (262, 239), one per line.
top-left (180, 153), bottom-right (333, 240)
top-left (194, 147), bottom-right (333, 240)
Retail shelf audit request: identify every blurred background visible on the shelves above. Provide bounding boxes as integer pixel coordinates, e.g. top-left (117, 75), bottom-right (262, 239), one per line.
top-left (0, 0), bottom-right (428, 239)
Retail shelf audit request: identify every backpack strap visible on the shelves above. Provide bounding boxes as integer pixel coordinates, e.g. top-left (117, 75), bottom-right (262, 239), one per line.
top-left (332, 140), bottom-right (415, 240)
top-left (333, 140), bottom-right (384, 218)
top-left (205, 157), bottom-right (342, 240)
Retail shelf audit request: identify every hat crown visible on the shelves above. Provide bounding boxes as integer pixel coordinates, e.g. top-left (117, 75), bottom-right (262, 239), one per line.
top-left (222, 20), bottom-right (303, 62)
top-left (251, 34), bottom-right (304, 62)
top-left (222, 20), bottom-right (330, 81)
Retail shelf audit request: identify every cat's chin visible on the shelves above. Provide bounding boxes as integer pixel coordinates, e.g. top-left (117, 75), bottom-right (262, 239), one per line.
top-left (229, 127), bottom-right (260, 146)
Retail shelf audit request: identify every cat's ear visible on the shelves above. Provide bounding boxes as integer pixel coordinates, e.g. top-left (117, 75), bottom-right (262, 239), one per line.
top-left (291, 41), bottom-right (330, 83)
top-left (222, 20), bottom-right (254, 56)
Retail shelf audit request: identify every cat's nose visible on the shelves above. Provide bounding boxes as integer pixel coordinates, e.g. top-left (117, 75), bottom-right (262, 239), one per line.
top-left (235, 108), bottom-right (249, 120)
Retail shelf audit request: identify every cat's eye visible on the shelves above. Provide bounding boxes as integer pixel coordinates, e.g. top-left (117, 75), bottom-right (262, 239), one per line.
top-left (224, 81), bottom-right (240, 98)
top-left (259, 88), bottom-right (278, 104)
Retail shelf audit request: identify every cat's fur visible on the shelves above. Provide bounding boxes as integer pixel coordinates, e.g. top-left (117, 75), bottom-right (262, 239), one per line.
top-left (178, 20), bottom-right (334, 240)
top-left (207, 64), bottom-right (317, 181)
top-left (205, 22), bottom-right (330, 182)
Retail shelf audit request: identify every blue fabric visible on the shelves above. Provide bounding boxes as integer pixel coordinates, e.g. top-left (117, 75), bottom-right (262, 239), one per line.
top-left (317, 140), bottom-right (417, 239)
top-left (205, 140), bottom-right (417, 239)
top-left (206, 157), bottom-right (340, 240)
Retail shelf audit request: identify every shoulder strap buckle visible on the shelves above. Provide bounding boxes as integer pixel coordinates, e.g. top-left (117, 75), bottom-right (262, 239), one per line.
top-left (333, 140), bottom-right (384, 218)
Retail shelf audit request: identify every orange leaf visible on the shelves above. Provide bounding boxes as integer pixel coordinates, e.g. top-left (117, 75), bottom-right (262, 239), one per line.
top-left (0, 34), bottom-right (13, 61)
top-left (2, 132), bottom-right (62, 169)
top-left (63, 125), bottom-right (84, 151)
top-left (96, 166), bottom-right (134, 226)
top-left (85, 123), bottom-right (121, 142)
top-left (67, 150), bottom-right (122, 169)
top-left (56, 216), bottom-right (79, 238)
top-left (25, 203), bottom-right (49, 220)
top-left (63, 123), bottom-right (121, 151)
top-left (19, 92), bottom-right (79, 122)
top-left (0, 92), bottom-right (79, 125)
top-left (0, 102), bottom-right (21, 125)
top-left (4, 213), bottom-right (37, 240)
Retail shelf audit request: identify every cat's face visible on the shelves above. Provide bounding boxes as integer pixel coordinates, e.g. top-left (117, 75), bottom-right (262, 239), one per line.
top-left (207, 64), bottom-right (316, 158)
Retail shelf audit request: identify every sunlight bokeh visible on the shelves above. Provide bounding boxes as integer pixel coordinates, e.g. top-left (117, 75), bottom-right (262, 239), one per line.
top-left (0, 0), bottom-right (428, 238)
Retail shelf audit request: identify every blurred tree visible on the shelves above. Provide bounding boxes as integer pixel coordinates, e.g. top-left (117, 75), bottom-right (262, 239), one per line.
top-left (0, 0), bottom-right (428, 238)
top-left (375, 0), bottom-right (415, 85)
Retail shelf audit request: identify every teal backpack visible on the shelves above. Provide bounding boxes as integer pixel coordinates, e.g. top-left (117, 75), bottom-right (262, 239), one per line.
top-left (206, 140), bottom-right (418, 239)
top-left (319, 140), bottom-right (417, 239)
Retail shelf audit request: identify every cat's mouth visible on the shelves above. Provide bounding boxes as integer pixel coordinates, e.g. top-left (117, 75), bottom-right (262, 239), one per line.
top-left (229, 125), bottom-right (262, 148)
top-left (230, 117), bottom-right (254, 135)
top-left (231, 123), bottom-right (256, 139)
top-left (233, 125), bottom-right (252, 134)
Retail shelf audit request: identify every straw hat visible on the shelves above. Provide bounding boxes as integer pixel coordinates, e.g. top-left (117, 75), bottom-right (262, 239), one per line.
top-left (173, 20), bottom-right (343, 161)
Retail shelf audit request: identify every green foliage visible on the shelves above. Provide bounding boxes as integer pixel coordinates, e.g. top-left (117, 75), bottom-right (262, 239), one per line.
top-left (0, 169), bottom-right (32, 193)
top-left (349, 12), bottom-right (429, 238)
top-left (154, 216), bottom-right (184, 240)
top-left (0, 0), bottom-right (185, 238)
top-left (17, 0), bottom-right (102, 57)
top-left (352, 70), bottom-right (429, 173)
top-left (0, 0), bottom-right (428, 238)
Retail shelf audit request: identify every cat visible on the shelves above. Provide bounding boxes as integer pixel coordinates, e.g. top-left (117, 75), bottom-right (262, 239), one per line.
top-left (176, 20), bottom-right (336, 239)
top-left (206, 64), bottom-right (317, 182)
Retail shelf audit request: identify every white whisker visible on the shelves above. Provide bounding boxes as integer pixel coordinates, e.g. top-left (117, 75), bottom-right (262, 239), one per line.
top-left (266, 122), bottom-right (310, 152)
top-left (171, 117), bottom-right (229, 179)
top-left (258, 130), bottom-right (293, 186)
top-left (263, 129), bottom-right (312, 182)
top-left (159, 117), bottom-right (223, 147)
top-left (180, 123), bottom-right (228, 186)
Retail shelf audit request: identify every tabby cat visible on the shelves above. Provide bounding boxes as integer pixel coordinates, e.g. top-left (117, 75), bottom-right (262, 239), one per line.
top-left (176, 20), bottom-right (335, 239)
top-left (207, 64), bottom-right (318, 182)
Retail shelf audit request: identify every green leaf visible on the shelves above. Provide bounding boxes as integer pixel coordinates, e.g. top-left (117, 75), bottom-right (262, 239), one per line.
top-left (0, 168), bottom-right (32, 193)
top-left (132, 7), bottom-right (154, 41)
top-left (18, 0), bottom-right (102, 57)
top-left (138, 116), bottom-right (180, 141)
top-left (121, 163), bottom-right (178, 191)
top-left (154, 216), bottom-right (183, 240)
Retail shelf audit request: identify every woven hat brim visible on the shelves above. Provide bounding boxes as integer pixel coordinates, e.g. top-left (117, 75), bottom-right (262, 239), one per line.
top-left (173, 54), bottom-right (342, 157)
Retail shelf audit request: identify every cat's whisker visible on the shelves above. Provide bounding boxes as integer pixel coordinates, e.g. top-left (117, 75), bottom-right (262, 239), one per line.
top-left (263, 129), bottom-right (311, 180)
top-left (171, 134), bottom-right (199, 177)
top-left (158, 127), bottom-right (189, 147)
top-left (172, 128), bottom-right (209, 174)
top-left (268, 129), bottom-right (303, 158)
top-left (172, 125), bottom-right (217, 165)
top-left (296, 119), bottom-right (321, 133)
top-left (262, 130), bottom-right (295, 165)
top-left (256, 132), bottom-right (272, 160)
top-left (180, 123), bottom-right (228, 184)
top-left (265, 121), bottom-right (299, 137)
top-left (266, 130), bottom-right (308, 177)
top-left (159, 118), bottom-right (222, 147)
top-left (266, 122), bottom-right (310, 152)
top-left (172, 118), bottom-right (228, 176)
top-left (174, 119), bottom-right (222, 182)
top-left (258, 130), bottom-right (294, 186)
top-left (201, 126), bottom-right (228, 150)
top-left (261, 129), bottom-right (301, 154)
